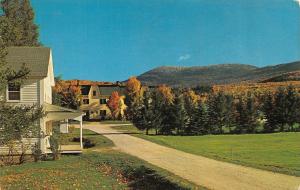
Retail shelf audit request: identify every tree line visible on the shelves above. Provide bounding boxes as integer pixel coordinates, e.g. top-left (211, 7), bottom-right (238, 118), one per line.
top-left (125, 77), bottom-right (300, 135)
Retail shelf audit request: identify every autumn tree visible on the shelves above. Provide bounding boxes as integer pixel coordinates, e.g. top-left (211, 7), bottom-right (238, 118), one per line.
top-left (125, 77), bottom-right (144, 120)
top-left (107, 91), bottom-right (121, 119)
top-left (52, 77), bottom-right (81, 109)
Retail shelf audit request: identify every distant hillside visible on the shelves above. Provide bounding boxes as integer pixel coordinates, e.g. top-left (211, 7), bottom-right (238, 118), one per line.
top-left (259, 71), bottom-right (300, 83)
top-left (137, 61), bottom-right (300, 86)
top-left (60, 80), bottom-right (125, 86)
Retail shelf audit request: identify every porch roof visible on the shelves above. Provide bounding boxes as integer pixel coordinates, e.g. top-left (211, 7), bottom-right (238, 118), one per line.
top-left (44, 103), bottom-right (85, 121)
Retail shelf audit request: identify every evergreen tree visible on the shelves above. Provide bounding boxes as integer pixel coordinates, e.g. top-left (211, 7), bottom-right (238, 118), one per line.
top-left (0, 0), bottom-right (40, 46)
top-left (194, 101), bottom-right (209, 135)
top-left (274, 87), bottom-right (288, 131)
top-left (244, 93), bottom-right (258, 133)
top-left (151, 90), bottom-right (163, 135)
top-left (207, 92), bottom-right (227, 134)
top-left (0, 36), bottom-right (42, 161)
top-left (183, 90), bottom-right (199, 134)
top-left (224, 94), bottom-right (235, 133)
top-left (173, 93), bottom-right (188, 135)
top-left (235, 94), bottom-right (258, 133)
top-left (285, 86), bottom-right (299, 131)
top-left (140, 89), bottom-right (155, 135)
top-left (262, 93), bottom-right (277, 133)
top-left (155, 85), bottom-right (175, 135)
top-left (235, 96), bottom-right (247, 134)
top-left (19, 0), bottom-right (39, 46)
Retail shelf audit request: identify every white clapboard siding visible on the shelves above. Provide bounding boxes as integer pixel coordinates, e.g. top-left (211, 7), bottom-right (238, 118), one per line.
top-left (21, 80), bottom-right (39, 104)
top-left (0, 138), bottom-right (39, 155)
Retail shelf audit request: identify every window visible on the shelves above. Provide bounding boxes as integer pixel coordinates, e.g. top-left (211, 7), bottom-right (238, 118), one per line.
top-left (7, 84), bottom-right (21, 101)
top-left (93, 91), bottom-right (96, 96)
top-left (83, 99), bottom-right (89, 104)
top-left (100, 99), bottom-right (107, 104)
top-left (100, 110), bottom-right (106, 116)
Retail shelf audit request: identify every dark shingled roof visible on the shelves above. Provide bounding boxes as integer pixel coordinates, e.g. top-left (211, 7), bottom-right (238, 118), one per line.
top-left (98, 85), bottom-right (125, 96)
top-left (81, 85), bottom-right (91, 95)
top-left (6, 47), bottom-right (51, 77)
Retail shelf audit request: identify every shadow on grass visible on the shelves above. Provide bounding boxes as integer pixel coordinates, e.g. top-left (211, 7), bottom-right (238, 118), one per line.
top-left (96, 132), bottom-right (141, 135)
top-left (125, 165), bottom-right (189, 190)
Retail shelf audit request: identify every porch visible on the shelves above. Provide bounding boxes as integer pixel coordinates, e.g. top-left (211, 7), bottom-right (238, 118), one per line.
top-left (44, 103), bottom-right (85, 154)
top-left (45, 145), bottom-right (82, 154)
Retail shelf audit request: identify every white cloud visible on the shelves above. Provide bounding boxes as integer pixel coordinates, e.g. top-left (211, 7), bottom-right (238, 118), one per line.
top-left (178, 54), bottom-right (191, 62)
top-left (294, 0), bottom-right (300, 7)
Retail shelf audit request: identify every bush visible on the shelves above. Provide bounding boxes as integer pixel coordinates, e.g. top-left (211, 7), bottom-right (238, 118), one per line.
top-left (72, 137), bottom-right (95, 148)
top-left (31, 143), bottom-right (42, 162)
top-left (50, 135), bottom-right (60, 160)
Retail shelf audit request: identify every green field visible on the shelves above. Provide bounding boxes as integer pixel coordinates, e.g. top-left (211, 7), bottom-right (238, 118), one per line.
top-left (0, 129), bottom-right (199, 190)
top-left (112, 124), bottom-right (300, 176)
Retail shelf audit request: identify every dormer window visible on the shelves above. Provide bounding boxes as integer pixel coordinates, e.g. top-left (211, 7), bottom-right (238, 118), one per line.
top-left (93, 91), bottom-right (96, 96)
top-left (7, 84), bottom-right (21, 101)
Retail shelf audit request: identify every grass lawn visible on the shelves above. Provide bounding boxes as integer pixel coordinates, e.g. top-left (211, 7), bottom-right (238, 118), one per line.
top-left (112, 124), bottom-right (300, 176)
top-left (0, 128), bottom-right (200, 190)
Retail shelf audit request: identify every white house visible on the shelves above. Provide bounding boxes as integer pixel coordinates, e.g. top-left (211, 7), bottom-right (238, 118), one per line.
top-left (1, 47), bottom-right (84, 154)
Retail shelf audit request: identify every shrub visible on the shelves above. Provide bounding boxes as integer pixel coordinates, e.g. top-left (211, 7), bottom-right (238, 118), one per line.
top-left (31, 143), bottom-right (42, 162)
top-left (72, 137), bottom-right (95, 148)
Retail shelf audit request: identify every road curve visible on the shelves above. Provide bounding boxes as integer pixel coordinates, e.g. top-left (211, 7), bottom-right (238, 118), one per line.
top-left (85, 123), bottom-right (300, 190)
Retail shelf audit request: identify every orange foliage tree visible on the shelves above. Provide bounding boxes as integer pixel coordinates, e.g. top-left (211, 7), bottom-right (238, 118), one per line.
top-left (125, 77), bottom-right (144, 120)
top-left (52, 77), bottom-right (81, 109)
top-left (107, 91), bottom-right (121, 119)
top-left (156, 84), bottom-right (174, 105)
top-left (126, 77), bottom-right (142, 97)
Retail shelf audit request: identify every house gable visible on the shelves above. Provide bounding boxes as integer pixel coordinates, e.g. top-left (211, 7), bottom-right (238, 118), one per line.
top-left (4, 47), bottom-right (53, 105)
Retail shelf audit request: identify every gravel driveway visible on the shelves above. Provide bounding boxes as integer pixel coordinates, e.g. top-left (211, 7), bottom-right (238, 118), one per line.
top-left (85, 123), bottom-right (300, 190)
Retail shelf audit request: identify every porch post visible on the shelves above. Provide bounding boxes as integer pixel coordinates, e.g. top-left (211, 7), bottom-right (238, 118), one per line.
top-left (66, 119), bottom-right (69, 133)
top-left (80, 118), bottom-right (83, 149)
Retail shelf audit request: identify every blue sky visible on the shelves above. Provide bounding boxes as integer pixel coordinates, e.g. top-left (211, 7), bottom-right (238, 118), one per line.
top-left (31, 0), bottom-right (300, 81)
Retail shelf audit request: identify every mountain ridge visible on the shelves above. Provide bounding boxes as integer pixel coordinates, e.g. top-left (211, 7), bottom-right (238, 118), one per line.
top-left (137, 61), bottom-right (300, 87)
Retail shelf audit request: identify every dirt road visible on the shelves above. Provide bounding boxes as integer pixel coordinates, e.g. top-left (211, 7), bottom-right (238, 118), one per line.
top-left (85, 123), bottom-right (300, 190)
